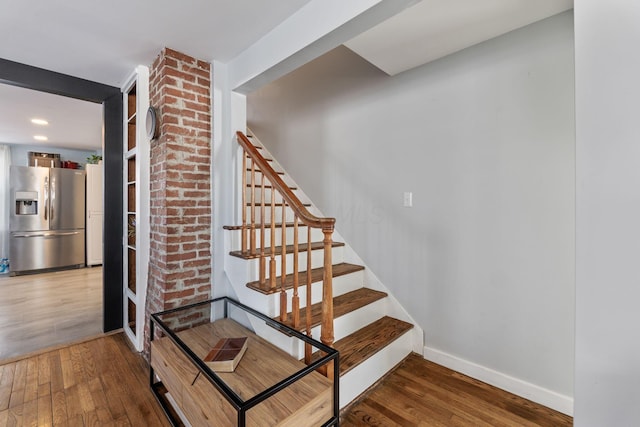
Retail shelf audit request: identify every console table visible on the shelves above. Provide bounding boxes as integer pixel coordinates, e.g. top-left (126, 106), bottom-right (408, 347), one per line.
top-left (150, 297), bottom-right (339, 426)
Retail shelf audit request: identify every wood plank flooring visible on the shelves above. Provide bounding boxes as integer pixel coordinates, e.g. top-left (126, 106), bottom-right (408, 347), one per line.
top-left (0, 267), bottom-right (103, 362)
top-left (0, 333), bottom-right (169, 426)
top-left (0, 337), bottom-right (572, 426)
top-left (342, 353), bottom-right (573, 426)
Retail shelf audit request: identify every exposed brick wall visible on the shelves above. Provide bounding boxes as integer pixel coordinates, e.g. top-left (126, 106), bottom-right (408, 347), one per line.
top-left (145, 48), bottom-right (212, 353)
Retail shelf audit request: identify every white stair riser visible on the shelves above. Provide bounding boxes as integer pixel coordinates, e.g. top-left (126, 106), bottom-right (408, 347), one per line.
top-left (260, 271), bottom-right (364, 318)
top-left (244, 171), bottom-right (295, 189)
top-left (225, 253), bottom-right (364, 320)
top-left (243, 246), bottom-right (345, 280)
top-left (289, 299), bottom-right (389, 359)
top-left (339, 332), bottom-right (413, 409)
top-left (243, 194), bottom-right (289, 210)
top-left (228, 227), bottom-right (325, 249)
top-left (252, 310), bottom-right (414, 407)
top-left (245, 187), bottom-right (303, 205)
top-left (251, 291), bottom-right (386, 361)
top-left (248, 318), bottom-right (302, 357)
top-left (319, 299), bottom-right (389, 344)
top-left (245, 206), bottom-right (319, 224)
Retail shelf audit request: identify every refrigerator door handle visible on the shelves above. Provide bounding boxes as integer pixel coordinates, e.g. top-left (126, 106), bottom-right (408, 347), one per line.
top-left (12, 231), bottom-right (81, 238)
top-left (50, 176), bottom-right (55, 221)
top-left (43, 176), bottom-right (49, 220)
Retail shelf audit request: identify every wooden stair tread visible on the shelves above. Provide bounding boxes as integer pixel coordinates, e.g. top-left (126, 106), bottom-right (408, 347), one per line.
top-left (313, 316), bottom-right (413, 377)
top-left (224, 222), bottom-right (307, 230)
top-left (246, 184), bottom-right (298, 190)
top-left (281, 288), bottom-right (387, 330)
top-left (247, 168), bottom-right (285, 175)
top-left (246, 155), bottom-right (273, 161)
top-left (247, 262), bottom-right (365, 295)
top-left (230, 241), bottom-right (345, 260)
top-left (246, 202), bottom-right (311, 207)
top-left (244, 136), bottom-right (262, 148)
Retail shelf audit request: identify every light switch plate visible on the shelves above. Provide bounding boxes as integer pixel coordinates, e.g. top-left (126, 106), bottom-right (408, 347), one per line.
top-left (403, 192), bottom-right (413, 207)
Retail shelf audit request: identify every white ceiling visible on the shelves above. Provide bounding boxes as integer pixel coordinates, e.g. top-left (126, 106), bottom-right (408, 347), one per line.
top-left (345, 0), bottom-right (573, 76)
top-left (0, 0), bottom-right (312, 150)
top-left (0, 84), bottom-right (102, 150)
top-left (0, 0), bottom-right (313, 87)
top-left (0, 0), bottom-right (573, 151)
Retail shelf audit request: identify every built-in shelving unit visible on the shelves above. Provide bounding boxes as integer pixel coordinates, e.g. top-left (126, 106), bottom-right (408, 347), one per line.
top-left (122, 66), bottom-right (150, 352)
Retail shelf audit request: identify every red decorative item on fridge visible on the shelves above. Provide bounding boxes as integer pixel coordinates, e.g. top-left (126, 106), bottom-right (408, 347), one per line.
top-left (61, 161), bottom-right (79, 169)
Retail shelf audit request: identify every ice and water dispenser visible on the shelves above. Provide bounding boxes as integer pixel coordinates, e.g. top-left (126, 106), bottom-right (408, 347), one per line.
top-left (15, 191), bottom-right (38, 215)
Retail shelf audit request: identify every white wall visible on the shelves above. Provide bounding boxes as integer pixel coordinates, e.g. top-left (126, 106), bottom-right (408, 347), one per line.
top-left (248, 11), bottom-right (575, 405)
top-left (574, 2), bottom-right (640, 425)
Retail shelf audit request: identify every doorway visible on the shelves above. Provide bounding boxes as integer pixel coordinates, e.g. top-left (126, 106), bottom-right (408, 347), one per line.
top-left (0, 58), bottom-right (124, 339)
top-left (0, 83), bottom-right (107, 360)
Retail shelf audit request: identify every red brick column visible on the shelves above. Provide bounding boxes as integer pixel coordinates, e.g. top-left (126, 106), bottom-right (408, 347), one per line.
top-left (145, 48), bottom-right (212, 353)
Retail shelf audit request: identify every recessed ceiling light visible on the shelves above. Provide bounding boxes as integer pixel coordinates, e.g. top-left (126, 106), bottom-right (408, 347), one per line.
top-left (31, 118), bottom-right (49, 126)
top-left (33, 135), bottom-right (48, 141)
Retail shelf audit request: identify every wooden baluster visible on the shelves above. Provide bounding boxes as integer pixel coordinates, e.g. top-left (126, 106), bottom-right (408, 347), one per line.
top-left (269, 187), bottom-right (276, 290)
top-left (250, 160), bottom-right (256, 255)
top-left (280, 202), bottom-right (288, 323)
top-left (305, 226), bottom-right (312, 364)
top-left (241, 150), bottom-right (247, 254)
top-left (292, 216), bottom-right (300, 329)
top-left (236, 132), bottom-right (337, 373)
top-left (259, 174), bottom-right (266, 286)
top-left (321, 228), bottom-right (334, 379)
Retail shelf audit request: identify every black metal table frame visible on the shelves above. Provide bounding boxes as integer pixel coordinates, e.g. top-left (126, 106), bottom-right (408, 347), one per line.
top-left (150, 296), bottom-right (340, 426)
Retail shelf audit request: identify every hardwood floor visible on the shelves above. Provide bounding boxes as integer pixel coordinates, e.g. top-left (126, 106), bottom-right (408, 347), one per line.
top-left (342, 353), bottom-right (573, 427)
top-left (0, 333), bottom-right (169, 426)
top-left (0, 338), bottom-right (572, 426)
top-left (0, 267), bottom-right (103, 362)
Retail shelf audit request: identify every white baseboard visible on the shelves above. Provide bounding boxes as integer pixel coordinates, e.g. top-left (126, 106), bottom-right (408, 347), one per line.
top-left (423, 346), bottom-right (574, 416)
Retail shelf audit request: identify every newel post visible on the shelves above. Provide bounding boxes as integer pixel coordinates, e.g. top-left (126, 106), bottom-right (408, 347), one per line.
top-left (321, 227), bottom-right (335, 378)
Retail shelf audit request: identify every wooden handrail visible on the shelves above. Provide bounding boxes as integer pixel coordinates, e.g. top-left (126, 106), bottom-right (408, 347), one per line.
top-left (237, 131), bottom-right (335, 232)
top-left (236, 130), bottom-right (335, 378)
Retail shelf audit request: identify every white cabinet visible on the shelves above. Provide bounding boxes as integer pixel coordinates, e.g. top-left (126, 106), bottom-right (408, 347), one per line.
top-left (86, 163), bottom-right (103, 266)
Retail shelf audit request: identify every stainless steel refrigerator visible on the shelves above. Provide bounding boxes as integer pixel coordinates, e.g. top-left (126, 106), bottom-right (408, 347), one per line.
top-left (9, 166), bottom-right (86, 275)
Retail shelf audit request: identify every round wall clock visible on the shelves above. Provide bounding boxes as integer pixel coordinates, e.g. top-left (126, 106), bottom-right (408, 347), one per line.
top-left (145, 106), bottom-right (159, 140)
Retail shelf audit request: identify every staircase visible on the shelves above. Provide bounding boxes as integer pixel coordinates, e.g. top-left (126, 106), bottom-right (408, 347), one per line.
top-left (223, 131), bottom-right (423, 410)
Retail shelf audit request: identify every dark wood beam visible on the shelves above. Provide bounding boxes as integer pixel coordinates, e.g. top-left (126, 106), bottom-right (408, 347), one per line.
top-left (102, 92), bottom-right (124, 332)
top-left (0, 57), bottom-right (117, 102)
